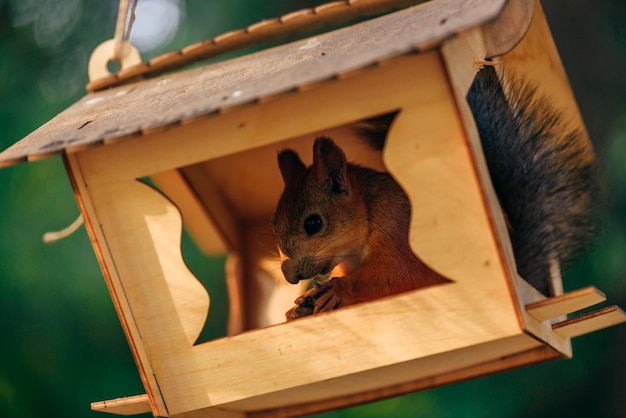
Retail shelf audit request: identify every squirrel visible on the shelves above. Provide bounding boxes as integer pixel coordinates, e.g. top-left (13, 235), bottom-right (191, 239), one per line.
top-left (272, 66), bottom-right (600, 320)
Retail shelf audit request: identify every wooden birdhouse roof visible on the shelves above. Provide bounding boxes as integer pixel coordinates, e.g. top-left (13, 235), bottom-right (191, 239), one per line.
top-left (0, 0), bottom-right (522, 168)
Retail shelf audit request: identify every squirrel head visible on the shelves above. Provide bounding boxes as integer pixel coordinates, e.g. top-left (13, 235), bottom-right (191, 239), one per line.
top-left (272, 137), bottom-right (369, 284)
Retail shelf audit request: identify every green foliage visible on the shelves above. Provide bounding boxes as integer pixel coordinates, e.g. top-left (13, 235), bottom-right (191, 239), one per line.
top-left (0, 1), bottom-right (624, 417)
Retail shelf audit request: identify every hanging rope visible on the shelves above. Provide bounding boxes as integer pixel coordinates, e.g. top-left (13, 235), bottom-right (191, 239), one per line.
top-left (43, 215), bottom-right (84, 244)
top-left (113, 0), bottom-right (139, 61)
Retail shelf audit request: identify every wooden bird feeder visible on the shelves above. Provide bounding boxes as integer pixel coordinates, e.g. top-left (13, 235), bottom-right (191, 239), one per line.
top-left (1, 0), bottom-right (624, 416)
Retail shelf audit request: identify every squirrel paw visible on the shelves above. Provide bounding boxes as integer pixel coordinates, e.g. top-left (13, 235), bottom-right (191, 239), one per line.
top-left (286, 280), bottom-right (344, 320)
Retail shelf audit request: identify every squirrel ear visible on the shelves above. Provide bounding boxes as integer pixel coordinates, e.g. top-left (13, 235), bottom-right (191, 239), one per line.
top-left (277, 149), bottom-right (306, 185)
top-left (313, 136), bottom-right (349, 195)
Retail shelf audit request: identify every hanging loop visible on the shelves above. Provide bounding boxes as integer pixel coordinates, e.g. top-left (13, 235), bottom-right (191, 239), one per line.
top-left (88, 0), bottom-right (141, 83)
top-left (88, 39), bottom-right (142, 82)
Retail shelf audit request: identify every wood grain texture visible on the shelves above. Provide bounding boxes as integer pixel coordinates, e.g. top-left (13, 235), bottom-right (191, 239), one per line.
top-left (248, 344), bottom-right (559, 417)
top-left (91, 394), bottom-right (151, 415)
top-left (85, 0), bottom-right (513, 91)
top-left (0, 0), bottom-right (526, 168)
top-left (498, 0), bottom-right (595, 163)
top-left (93, 343), bottom-right (560, 417)
top-left (481, 0), bottom-right (535, 57)
top-left (526, 287), bottom-right (606, 322)
top-left (66, 155), bottom-right (168, 415)
top-left (383, 55), bottom-right (506, 291)
top-left (553, 306), bottom-right (626, 338)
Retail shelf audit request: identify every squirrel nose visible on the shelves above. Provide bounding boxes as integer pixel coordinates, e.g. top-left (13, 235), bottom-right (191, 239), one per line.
top-left (281, 256), bottom-right (318, 284)
top-left (281, 259), bottom-right (302, 284)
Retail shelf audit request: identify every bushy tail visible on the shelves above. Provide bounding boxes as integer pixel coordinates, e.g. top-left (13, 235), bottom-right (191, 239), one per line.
top-left (467, 66), bottom-right (601, 295)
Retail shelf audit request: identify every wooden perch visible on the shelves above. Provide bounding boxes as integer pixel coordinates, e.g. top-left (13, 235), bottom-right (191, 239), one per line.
top-left (525, 286), bottom-right (606, 322)
top-left (553, 306), bottom-right (626, 338)
top-left (91, 395), bottom-right (151, 416)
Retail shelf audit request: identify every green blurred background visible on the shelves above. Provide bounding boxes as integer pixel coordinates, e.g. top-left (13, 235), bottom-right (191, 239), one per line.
top-left (0, 1), bottom-right (624, 417)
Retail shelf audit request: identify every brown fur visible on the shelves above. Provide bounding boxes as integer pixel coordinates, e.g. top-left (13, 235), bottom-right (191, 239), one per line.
top-left (272, 137), bottom-right (449, 320)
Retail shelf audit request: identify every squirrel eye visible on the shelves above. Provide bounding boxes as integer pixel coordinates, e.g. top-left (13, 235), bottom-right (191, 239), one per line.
top-left (304, 214), bottom-right (323, 236)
